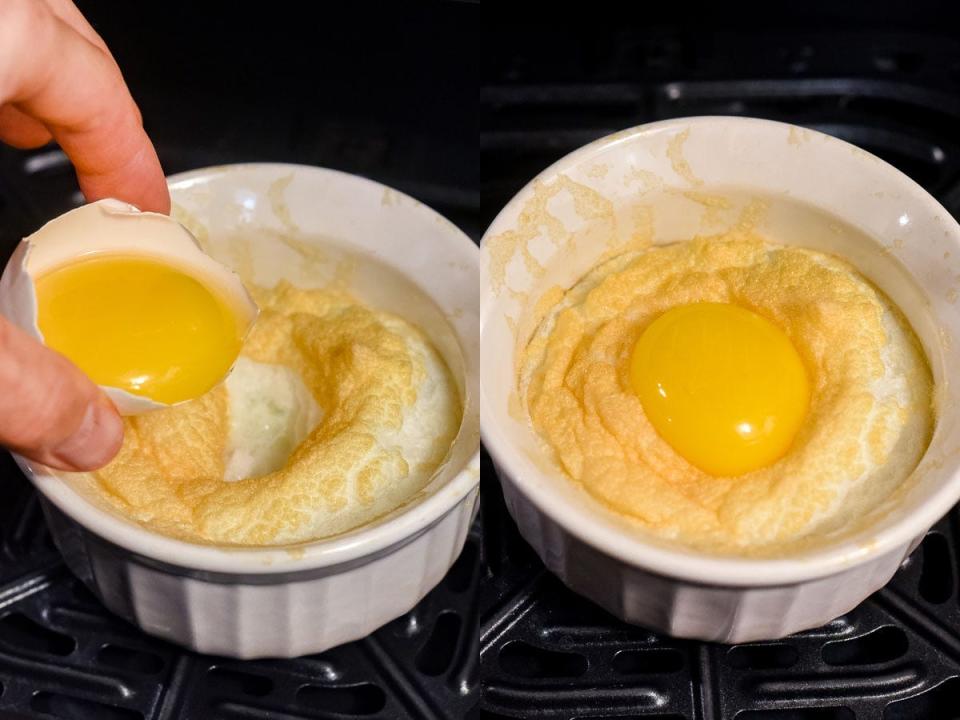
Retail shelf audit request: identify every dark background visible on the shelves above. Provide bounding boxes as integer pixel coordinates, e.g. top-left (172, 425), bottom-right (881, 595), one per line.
top-left (0, 2), bottom-right (480, 719)
top-left (479, 9), bottom-right (960, 720)
top-left (0, 1), bottom-right (480, 244)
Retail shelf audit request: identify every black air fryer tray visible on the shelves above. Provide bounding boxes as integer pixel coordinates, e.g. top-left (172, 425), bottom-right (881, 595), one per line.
top-left (477, 20), bottom-right (960, 720)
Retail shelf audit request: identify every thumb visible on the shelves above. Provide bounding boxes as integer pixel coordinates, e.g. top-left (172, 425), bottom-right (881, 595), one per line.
top-left (0, 315), bottom-right (123, 471)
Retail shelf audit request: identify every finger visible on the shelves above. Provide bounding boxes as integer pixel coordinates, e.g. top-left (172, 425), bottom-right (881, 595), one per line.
top-left (0, 0), bottom-right (169, 214)
top-left (37, 1), bottom-right (142, 127)
top-left (0, 105), bottom-right (53, 148)
top-left (39, 0), bottom-right (112, 56)
top-left (0, 316), bottom-right (123, 471)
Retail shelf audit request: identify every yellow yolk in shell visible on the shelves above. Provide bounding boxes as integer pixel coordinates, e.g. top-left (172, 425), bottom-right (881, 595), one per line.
top-left (35, 254), bottom-right (243, 404)
top-left (630, 302), bottom-right (810, 476)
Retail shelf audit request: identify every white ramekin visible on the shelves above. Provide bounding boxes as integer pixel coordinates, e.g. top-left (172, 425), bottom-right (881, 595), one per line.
top-left (16, 163), bottom-right (480, 659)
top-left (480, 116), bottom-right (960, 643)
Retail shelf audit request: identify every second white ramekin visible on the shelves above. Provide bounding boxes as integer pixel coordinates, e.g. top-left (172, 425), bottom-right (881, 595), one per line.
top-left (481, 117), bottom-right (960, 643)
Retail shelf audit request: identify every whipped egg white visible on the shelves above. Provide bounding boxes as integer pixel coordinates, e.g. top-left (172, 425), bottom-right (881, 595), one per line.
top-left (520, 231), bottom-right (934, 556)
top-left (78, 281), bottom-right (461, 546)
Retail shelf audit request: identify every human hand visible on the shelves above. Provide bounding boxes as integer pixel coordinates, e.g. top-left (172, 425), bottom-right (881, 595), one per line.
top-left (0, 0), bottom-right (169, 470)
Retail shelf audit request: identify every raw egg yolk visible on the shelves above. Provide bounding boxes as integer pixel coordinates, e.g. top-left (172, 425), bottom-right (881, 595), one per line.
top-left (35, 254), bottom-right (243, 405)
top-left (630, 302), bottom-right (809, 476)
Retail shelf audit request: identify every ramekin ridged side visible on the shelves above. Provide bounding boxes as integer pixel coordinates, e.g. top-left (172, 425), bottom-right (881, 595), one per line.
top-left (497, 465), bottom-right (915, 643)
top-left (39, 488), bottom-right (477, 658)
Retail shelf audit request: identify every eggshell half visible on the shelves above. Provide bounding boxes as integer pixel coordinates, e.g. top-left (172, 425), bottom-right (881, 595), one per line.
top-left (0, 198), bottom-right (258, 414)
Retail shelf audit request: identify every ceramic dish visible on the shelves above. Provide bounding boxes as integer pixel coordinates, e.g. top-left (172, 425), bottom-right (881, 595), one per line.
top-left (480, 116), bottom-right (960, 643)
top-left (17, 163), bottom-right (480, 659)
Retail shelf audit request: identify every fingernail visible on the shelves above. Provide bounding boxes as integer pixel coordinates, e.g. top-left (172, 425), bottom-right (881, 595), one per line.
top-left (53, 399), bottom-right (124, 471)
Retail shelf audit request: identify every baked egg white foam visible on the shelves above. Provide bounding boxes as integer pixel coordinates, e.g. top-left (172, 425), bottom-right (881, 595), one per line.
top-left (519, 231), bottom-right (934, 556)
top-left (73, 281), bottom-right (461, 546)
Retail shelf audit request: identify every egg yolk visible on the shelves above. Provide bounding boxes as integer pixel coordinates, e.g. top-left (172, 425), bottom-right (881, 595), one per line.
top-left (35, 254), bottom-right (243, 405)
top-left (630, 302), bottom-right (810, 476)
